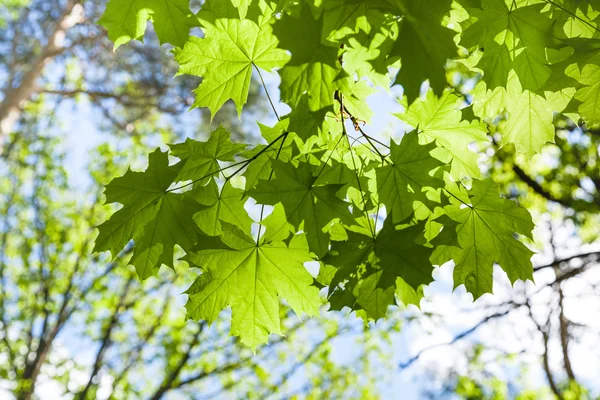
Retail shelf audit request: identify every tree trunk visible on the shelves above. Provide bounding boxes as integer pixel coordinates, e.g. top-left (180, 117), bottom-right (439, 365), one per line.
top-left (0, 0), bottom-right (84, 150)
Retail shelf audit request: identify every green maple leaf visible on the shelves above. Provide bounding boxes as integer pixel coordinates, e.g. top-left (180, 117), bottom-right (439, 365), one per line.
top-left (398, 90), bottom-right (489, 179)
top-left (273, 2), bottom-right (341, 111)
top-left (241, 120), bottom-right (293, 190)
top-left (231, 0), bottom-right (250, 19)
top-left (376, 132), bottom-right (446, 223)
top-left (337, 76), bottom-right (376, 123)
top-left (504, 73), bottom-right (556, 156)
top-left (92, 0), bottom-right (573, 346)
top-left (432, 179), bottom-right (535, 299)
top-left (323, 217), bottom-right (432, 320)
top-left (460, 0), bottom-right (556, 91)
top-left (574, 63), bottom-right (600, 125)
top-left (94, 149), bottom-right (200, 279)
top-left (98, 0), bottom-right (198, 49)
top-left (314, 153), bottom-right (374, 209)
top-left (471, 73), bottom-right (557, 156)
top-left (471, 80), bottom-right (507, 120)
top-left (185, 225), bottom-right (320, 349)
top-left (249, 160), bottom-right (355, 258)
top-left (389, 0), bottom-right (458, 101)
top-left (285, 95), bottom-right (332, 142)
top-left (259, 203), bottom-right (296, 243)
top-left (543, 41), bottom-right (600, 124)
top-left (174, 0), bottom-right (289, 117)
top-left (322, 1), bottom-right (398, 88)
top-left (170, 125), bottom-right (247, 183)
top-left (188, 179), bottom-right (253, 236)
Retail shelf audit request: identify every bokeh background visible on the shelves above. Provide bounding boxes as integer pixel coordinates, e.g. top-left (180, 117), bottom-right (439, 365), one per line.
top-left (1, 1), bottom-right (599, 399)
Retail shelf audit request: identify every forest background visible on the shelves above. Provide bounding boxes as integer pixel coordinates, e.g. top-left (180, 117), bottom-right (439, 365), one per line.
top-left (0, 0), bottom-right (599, 399)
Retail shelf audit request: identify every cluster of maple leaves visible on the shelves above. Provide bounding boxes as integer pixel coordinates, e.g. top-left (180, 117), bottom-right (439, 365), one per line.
top-left (95, 0), bottom-right (600, 347)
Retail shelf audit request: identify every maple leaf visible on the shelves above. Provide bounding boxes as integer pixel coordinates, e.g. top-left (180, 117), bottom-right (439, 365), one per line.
top-left (321, 1), bottom-right (398, 88)
top-left (98, 0), bottom-right (198, 49)
top-left (91, 0), bottom-right (588, 347)
top-left (432, 179), bottom-right (535, 299)
top-left (169, 125), bottom-right (247, 183)
top-left (273, 2), bottom-right (341, 111)
top-left (574, 62), bottom-right (600, 125)
top-left (241, 120), bottom-right (293, 190)
top-left (323, 217), bottom-right (432, 320)
top-left (471, 73), bottom-right (557, 156)
top-left (249, 160), bottom-right (355, 258)
top-left (398, 90), bottom-right (489, 179)
top-left (460, 0), bottom-right (556, 91)
top-left (285, 95), bottom-right (332, 142)
top-left (188, 179), bottom-right (253, 236)
top-left (185, 224), bottom-right (320, 349)
top-left (504, 74), bottom-right (556, 157)
top-left (174, 0), bottom-right (289, 117)
top-left (94, 149), bottom-right (201, 279)
top-left (388, 0), bottom-right (458, 101)
top-left (376, 132), bottom-right (447, 223)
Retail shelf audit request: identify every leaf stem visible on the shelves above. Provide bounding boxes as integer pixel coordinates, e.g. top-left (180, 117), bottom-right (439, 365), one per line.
top-left (443, 187), bottom-right (471, 208)
top-left (166, 159), bottom-right (249, 193)
top-left (543, 0), bottom-right (600, 33)
top-left (256, 131), bottom-right (289, 242)
top-left (313, 132), bottom-right (345, 181)
top-left (167, 130), bottom-right (289, 192)
top-left (335, 97), bottom-right (389, 161)
top-left (253, 63), bottom-right (280, 121)
top-left (338, 91), bottom-right (376, 236)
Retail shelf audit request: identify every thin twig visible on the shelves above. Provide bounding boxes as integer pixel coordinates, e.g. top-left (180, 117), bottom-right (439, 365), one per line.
top-left (399, 306), bottom-right (518, 369)
top-left (543, 0), bottom-right (600, 33)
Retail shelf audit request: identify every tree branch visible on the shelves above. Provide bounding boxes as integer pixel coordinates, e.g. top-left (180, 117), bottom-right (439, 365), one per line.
top-left (0, 0), bottom-right (84, 147)
top-left (77, 275), bottom-right (135, 400)
top-left (527, 301), bottom-right (563, 400)
top-left (399, 306), bottom-right (519, 369)
top-left (557, 286), bottom-right (576, 381)
top-left (511, 164), bottom-right (573, 208)
top-left (40, 89), bottom-right (179, 115)
top-left (148, 322), bottom-right (205, 400)
top-left (533, 251), bottom-right (600, 272)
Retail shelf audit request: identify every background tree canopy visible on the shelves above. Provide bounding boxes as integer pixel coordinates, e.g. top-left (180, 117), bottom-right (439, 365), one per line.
top-left (1, 0), bottom-right (599, 399)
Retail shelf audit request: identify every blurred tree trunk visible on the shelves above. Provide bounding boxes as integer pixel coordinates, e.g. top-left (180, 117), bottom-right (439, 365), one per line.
top-left (0, 0), bottom-right (83, 149)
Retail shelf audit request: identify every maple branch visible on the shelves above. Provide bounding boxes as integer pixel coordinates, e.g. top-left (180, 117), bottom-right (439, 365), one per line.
top-left (169, 128), bottom-right (290, 193)
top-left (334, 91), bottom-right (389, 161)
top-left (338, 92), bottom-right (375, 235)
top-left (351, 119), bottom-right (389, 161)
top-left (313, 131), bottom-right (345, 181)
